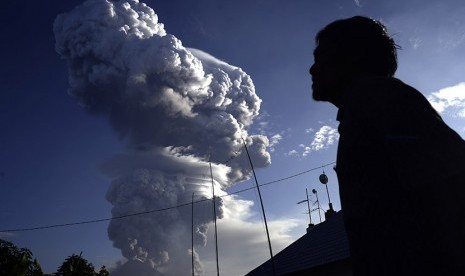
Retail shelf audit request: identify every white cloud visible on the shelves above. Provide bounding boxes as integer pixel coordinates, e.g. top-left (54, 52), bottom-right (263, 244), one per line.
top-left (259, 121), bottom-right (269, 128)
top-left (286, 150), bottom-right (298, 156)
top-left (427, 82), bottom-right (465, 117)
top-left (354, 0), bottom-right (362, 8)
top-left (303, 125), bottom-right (339, 157)
top-left (286, 125), bottom-right (339, 158)
top-left (302, 146), bottom-right (312, 157)
top-left (310, 126), bottom-right (339, 151)
top-left (197, 196), bottom-right (303, 275)
top-left (268, 134), bottom-right (283, 152)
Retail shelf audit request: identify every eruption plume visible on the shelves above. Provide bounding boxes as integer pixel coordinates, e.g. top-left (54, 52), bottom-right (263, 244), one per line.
top-left (54, 0), bottom-right (270, 275)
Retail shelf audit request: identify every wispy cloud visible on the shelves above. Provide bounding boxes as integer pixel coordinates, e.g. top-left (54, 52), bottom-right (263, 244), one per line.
top-left (409, 37), bottom-right (422, 50)
top-left (287, 125), bottom-right (339, 158)
top-left (305, 128), bottom-right (315, 134)
top-left (437, 31), bottom-right (465, 51)
top-left (354, 0), bottom-right (362, 8)
top-left (310, 126), bottom-right (339, 151)
top-left (286, 149), bottom-right (298, 156)
top-left (268, 134), bottom-right (283, 153)
top-left (427, 82), bottom-right (465, 117)
top-left (303, 125), bottom-right (339, 156)
top-left (254, 111), bottom-right (271, 135)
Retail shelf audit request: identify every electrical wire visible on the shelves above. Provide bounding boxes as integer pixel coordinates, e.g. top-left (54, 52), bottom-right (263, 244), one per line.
top-left (0, 161), bottom-right (336, 233)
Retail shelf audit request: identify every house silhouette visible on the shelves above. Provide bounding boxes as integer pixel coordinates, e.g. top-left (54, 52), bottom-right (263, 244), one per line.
top-left (247, 211), bottom-right (352, 276)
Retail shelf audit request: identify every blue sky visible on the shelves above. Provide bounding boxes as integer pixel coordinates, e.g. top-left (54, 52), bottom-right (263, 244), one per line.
top-left (1, 0), bottom-right (464, 275)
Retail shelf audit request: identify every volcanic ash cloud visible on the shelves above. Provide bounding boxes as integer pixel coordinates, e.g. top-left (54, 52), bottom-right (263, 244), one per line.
top-left (54, 0), bottom-right (270, 275)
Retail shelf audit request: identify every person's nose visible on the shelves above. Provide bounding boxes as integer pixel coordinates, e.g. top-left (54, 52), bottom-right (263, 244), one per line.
top-left (309, 63), bottom-right (316, 76)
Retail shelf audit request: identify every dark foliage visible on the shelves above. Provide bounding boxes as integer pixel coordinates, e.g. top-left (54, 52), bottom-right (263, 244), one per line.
top-left (0, 239), bottom-right (44, 276)
top-left (55, 252), bottom-right (109, 276)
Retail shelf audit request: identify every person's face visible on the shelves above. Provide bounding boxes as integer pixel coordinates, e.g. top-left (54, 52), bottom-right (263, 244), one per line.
top-left (309, 41), bottom-right (350, 106)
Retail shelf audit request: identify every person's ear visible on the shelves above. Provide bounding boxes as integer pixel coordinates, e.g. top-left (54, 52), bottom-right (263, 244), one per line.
top-left (348, 45), bottom-right (364, 63)
top-left (345, 46), bottom-right (368, 74)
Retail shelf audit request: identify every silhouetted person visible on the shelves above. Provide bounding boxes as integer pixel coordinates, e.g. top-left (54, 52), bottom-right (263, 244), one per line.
top-left (310, 16), bottom-right (465, 275)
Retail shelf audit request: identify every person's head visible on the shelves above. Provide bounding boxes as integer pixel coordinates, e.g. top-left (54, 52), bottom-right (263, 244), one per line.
top-left (310, 16), bottom-right (399, 106)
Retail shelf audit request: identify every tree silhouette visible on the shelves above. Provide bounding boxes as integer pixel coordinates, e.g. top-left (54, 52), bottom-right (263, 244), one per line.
top-left (97, 266), bottom-right (110, 276)
top-left (0, 239), bottom-right (43, 276)
top-left (55, 252), bottom-right (109, 276)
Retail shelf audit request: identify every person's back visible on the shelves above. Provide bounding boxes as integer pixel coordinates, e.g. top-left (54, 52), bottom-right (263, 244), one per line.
top-left (336, 75), bottom-right (465, 275)
top-left (310, 16), bottom-right (465, 275)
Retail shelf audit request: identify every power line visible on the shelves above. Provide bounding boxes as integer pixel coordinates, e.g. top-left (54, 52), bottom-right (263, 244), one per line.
top-left (0, 161), bottom-right (336, 233)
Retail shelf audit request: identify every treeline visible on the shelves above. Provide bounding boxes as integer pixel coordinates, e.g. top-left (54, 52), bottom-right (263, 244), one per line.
top-left (0, 239), bottom-right (109, 276)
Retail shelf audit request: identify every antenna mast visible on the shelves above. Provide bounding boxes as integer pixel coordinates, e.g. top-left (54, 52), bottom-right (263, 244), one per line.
top-left (209, 162), bottom-right (220, 276)
top-left (305, 188), bottom-right (313, 225)
top-left (312, 189), bottom-right (322, 223)
top-left (242, 138), bottom-right (276, 276)
top-left (319, 170), bottom-right (335, 219)
top-left (297, 188), bottom-right (313, 226)
top-left (191, 192), bottom-right (195, 276)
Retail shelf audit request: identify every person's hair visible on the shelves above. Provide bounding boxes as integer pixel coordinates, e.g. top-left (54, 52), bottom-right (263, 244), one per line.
top-left (316, 16), bottom-right (400, 77)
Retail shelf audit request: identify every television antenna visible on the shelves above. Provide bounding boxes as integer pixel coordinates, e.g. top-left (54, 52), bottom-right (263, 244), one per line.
top-left (297, 188), bottom-right (314, 226)
top-left (311, 189), bottom-right (322, 223)
top-left (319, 170), bottom-right (335, 218)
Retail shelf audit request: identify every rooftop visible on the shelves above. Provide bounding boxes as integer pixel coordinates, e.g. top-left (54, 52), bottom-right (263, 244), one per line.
top-left (247, 211), bottom-right (350, 275)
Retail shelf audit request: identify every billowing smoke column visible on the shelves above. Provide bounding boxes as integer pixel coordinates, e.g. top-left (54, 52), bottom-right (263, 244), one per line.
top-left (54, 0), bottom-right (270, 275)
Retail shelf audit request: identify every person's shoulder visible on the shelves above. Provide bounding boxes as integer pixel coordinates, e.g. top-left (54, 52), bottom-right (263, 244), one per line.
top-left (350, 76), bottom-right (424, 101)
top-left (345, 76), bottom-right (394, 103)
top-left (352, 76), bottom-right (411, 91)
top-left (342, 76), bottom-right (431, 118)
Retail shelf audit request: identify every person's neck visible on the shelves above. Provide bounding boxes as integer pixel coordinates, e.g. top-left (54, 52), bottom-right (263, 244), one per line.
top-left (333, 73), bottom-right (383, 109)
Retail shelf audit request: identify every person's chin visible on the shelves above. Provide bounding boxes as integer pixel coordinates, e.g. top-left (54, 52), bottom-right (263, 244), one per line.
top-left (312, 86), bottom-right (328, 102)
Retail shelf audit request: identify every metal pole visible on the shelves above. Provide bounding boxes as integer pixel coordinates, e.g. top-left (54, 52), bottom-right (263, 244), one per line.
top-left (209, 162), bottom-right (220, 276)
top-left (305, 188), bottom-right (312, 225)
top-left (325, 184), bottom-right (332, 205)
top-left (191, 192), bottom-right (195, 276)
top-left (242, 139), bottom-right (276, 276)
top-left (313, 189), bottom-right (322, 223)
